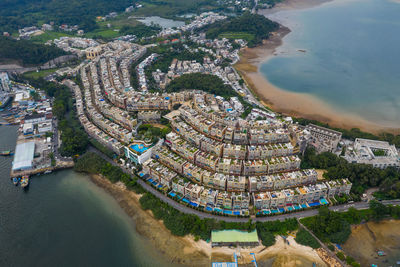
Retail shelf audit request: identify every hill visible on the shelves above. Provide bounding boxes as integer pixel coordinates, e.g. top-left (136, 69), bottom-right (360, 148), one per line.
top-left (204, 12), bottom-right (279, 47)
top-left (0, 0), bottom-right (220, 33)
top-left (0, 36), bottom-right (67, 66)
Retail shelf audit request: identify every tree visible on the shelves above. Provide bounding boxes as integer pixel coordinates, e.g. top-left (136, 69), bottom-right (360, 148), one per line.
top-left (295, 228), bottom-right (320, 249)
top-left (369, 200), bottom-right (388, 220)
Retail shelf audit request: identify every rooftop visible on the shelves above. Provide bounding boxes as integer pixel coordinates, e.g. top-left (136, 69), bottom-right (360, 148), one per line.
top-left (211, 230), bottom-right (258, 243)
top-left (12, 142), bottom-right (35, 171)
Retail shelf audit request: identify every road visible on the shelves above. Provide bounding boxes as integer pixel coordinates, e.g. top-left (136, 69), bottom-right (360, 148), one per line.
top-left (88, 147), bottom-right (400, 222)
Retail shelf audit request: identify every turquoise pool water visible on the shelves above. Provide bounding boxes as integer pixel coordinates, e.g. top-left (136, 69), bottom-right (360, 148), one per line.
top-left (130, 143), bottom-right (150, 153)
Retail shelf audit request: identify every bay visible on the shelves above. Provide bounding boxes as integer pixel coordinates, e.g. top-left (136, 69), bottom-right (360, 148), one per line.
top-left (260, 0), bottom-right (400, 127)
top-left (0, 124), bottom-right (179, 267)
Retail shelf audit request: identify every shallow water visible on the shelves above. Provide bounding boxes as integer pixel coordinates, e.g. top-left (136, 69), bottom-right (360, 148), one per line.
top-left (260, 0), bottom-right (400, 127)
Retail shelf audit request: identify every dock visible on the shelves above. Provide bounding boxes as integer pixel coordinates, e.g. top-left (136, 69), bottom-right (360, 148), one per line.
top-left (10, 160), bottom-right (74, 178)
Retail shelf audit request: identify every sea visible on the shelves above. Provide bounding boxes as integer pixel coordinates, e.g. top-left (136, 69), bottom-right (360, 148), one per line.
top-left (0, 124), bottom-right (180, 267)
top-left (260, 0), bottom-right (400, 127)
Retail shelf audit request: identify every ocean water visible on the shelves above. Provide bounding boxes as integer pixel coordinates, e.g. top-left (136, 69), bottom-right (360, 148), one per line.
top-left (0, 124), bottom-right (180, 267)
top-left (260, 0), bottom-right (400, 127)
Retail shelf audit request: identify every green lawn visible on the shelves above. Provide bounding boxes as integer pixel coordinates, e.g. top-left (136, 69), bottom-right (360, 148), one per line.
top-left (84, 28), bottom-right (121, 39)
top-left (218, 32), bottom-right (255, 42)
top-left (23, 68), bottom-right (58, 79)
top-left (30, 31), bottom-right (75, 43)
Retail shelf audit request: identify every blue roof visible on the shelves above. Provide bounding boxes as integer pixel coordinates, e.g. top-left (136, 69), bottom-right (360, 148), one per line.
top-left (279, 208), bottom-right (285, 213)
top-left (169, 192), bottom-right (176, 197)
top-left (182, 198), bottom-right (190, 203)
top-left (190, 202), bottom-right (198, 207)
top-left (224, 210), bottom-right (232, 215)
top-left (148, 178), bottom-right (153, 182)
top-left (206, 206), bottom-right (213, 212)
top-left (301, 204), bottom-right (308, 209)
top-left (233, 211), bottom-right (240, 215)
top-left (309, 202), bottom-right (320, 207)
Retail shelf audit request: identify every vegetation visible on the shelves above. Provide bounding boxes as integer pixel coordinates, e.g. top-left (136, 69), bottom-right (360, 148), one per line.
top-left (23, 68), bottom-right (58, 79)
top-left (18, 76), bottom-right (89, 156)
top-left (137, 124), bottom-right (171, 144)
top-left (148, 44), bottom-right (208, 73)
top-left (48, 152), bottom-right (56, 166)
top-left (0, 36), bottom-right (67, 66)
top-left (0, 0), bottom-right (220, 34)
top-left (127, 0), bottom-right (220, 18)
top-left (295, 228), bottom-right (321, 249)
top-left (301, 202), bottom-right (400, 246)
top-left (256, 219), bottom-right (298, 247)
top-left (218, 32), bottom-right (255, 43)
top-left (301, 147), bottom-right (400, 199)
top-left (301, 207), bottom-right (351, 244)
top-left (204, 12), bottom-right (279, 47)
top-left (0, 0), bottom-right (133, 33)
top-left (75, 152), bottom-right (138, 189)
top-left (89, 138), bottom-right (116, 159)
top-left (166, 73), bottom-right (237, 98)
top-left (372, 149), bottom-right (386, 157)
top-left (30, 31), bottom-right (75, 44)
top-left (336, 252), bottom-right (345, 261)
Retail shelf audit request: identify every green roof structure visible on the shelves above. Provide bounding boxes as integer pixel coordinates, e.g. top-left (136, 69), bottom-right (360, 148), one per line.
top-left (211, 230), bottom-right (259, 243)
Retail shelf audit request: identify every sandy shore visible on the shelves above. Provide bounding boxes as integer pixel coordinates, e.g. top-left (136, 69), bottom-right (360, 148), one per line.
top-left (212, 236), bottom-right (327, 266)
top-left (235, 1), bottom-right (400, 134)
top-left (89, 174), bottom-right (330, 266)
top-left (342, 220), bottom-right (400, 266)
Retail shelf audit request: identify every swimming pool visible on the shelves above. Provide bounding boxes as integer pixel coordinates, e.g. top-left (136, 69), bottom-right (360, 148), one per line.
top-left (130, 143), bottom-right (150, 153)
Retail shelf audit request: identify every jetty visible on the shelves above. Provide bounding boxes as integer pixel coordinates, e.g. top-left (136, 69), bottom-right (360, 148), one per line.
top-left (10, 160), bottom-right (74, 178)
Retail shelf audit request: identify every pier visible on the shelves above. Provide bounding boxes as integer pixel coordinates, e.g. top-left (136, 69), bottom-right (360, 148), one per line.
top-left (10, 160), bottom-right (74, 178)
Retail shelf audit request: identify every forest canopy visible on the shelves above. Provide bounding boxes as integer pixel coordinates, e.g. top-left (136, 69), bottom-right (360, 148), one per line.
top-left (204, 12), bottom-right (279, 47)
top-left (0, 36), bottom-right (67, 66)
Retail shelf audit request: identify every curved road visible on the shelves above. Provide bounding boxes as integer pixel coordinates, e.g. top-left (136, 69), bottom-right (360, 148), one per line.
top-left (89, 147), bottom-right (400, 222)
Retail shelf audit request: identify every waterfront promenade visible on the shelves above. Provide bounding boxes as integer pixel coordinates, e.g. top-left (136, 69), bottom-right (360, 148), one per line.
top-left (89, 147), bottom-right (400, 223)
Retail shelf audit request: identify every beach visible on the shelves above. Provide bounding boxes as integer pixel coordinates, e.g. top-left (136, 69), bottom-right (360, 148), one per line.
top-left (235, 0), bottom-right (400, 134)
top-left (89, 174), bottom-right (330, 266)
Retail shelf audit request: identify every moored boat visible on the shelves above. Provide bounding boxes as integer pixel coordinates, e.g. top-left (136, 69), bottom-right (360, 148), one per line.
top-left (12, 177), bottom-right (19, 186)
top-left (0, 150), bottom-right (13, 156)
top-left (20, 176), bottom-right (29, 188)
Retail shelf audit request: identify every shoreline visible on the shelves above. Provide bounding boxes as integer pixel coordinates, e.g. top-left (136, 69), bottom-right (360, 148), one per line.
top-left (88, 173), bottom-right (329, 266)
top-left (236, 0), bottom-right (400, 134)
